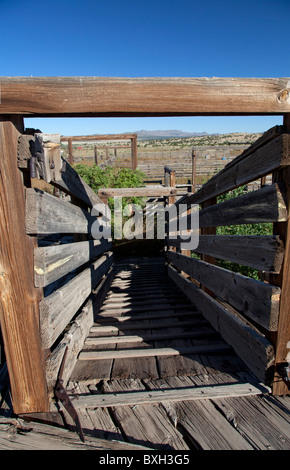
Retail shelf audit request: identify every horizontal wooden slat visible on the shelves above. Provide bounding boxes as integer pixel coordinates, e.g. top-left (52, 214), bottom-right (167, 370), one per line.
top-left (25, 188), bottom-right (97, 235)
top-left (167, 251), bottom-right (281, 331)
top-left (94, 309), bottom-right (197, 323)
top-left (45, 266), bottom-right (114, 392)
top-left (72, 382), bottom-right (269, 409)
top-left (98, 186), bottom-right (176, 198)
top-left (91, 318), bottom-right (208, 333)
top-left (34, 238), bottom-right (112, 287)
top-left (166, 234), bottom-right (284, 273)
top-left (40, 252), bottom-right (113, 349)
top-left (168, 265), bottom-right (275, 383)
top-left (1, 77), bottom-right (290, 116)
top-left (84, 329), bottom-right (217, 346)
top-left (78, 343), bottom-right (232, 361)
top-left (179, 134), bottom-right (290, 205)
top-left (177, 183), bottom-right (287, 226)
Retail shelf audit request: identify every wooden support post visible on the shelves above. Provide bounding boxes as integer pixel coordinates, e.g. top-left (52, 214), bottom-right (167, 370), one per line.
top-left (200, 197), bottom-right (217, 295)
top-left (192, 149), bottom-right (196, 193)
top-left (0, 116), bottom-right (49, 413)
top-left (131, 136), bottom-right (137, 170)
top-left (94, 145), bottom-right (98, 165)
top-left (271, 114), bottom-right (290, 395)
top-left (169, 169), bottom-right (176, 205)
top-left (68, 138), bottom-right (73, 165)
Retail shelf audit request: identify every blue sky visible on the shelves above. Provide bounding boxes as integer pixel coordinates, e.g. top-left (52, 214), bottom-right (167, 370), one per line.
top-left (1, 0), bottom-right (288, 136)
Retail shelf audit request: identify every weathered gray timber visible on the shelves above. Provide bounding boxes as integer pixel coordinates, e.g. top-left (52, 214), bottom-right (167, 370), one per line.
top-left (34, 238), bottom-right (112, 287)
top-left (25, 188), bottom-right (96, 235)
top-left (166, 234), bottom-right (284, 273)
top-left (45, 265), bottom-right (114, 392)
top-left (71, 381), bottom-right (268, 409)
top-left (167, 265), bottom-right (275, 383)
top-left (167, 251), bottom-right (281, 331)
top-left (189, 183), bottom-right (287, 226)
top-left (40, 252), bottom-right (113, 349)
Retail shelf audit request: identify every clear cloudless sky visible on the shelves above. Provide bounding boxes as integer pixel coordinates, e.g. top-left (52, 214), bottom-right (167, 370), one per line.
top-left (0, 0), bottom-right (289, 135)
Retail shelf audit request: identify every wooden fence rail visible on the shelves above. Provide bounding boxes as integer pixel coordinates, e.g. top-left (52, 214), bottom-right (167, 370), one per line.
top-left (165, 122), bottom-right (290, 393)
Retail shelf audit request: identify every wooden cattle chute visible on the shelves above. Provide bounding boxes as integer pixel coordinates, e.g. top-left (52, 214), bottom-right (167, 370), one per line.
top-left (0, 77), bottom-right (290, 415)
top-left (60, 133), bottom-right (138, 169)
top-left (166, 123), bottom-right (290, 393)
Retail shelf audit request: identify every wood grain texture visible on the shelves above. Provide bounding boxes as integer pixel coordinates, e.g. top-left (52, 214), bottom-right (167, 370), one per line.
top-left (166, 234), bottom-right (285, 273)
top-left (98, 186), bottom-right (176, 197)
top-left (40, 252), bottom-right (113, 349)
top-left (0, 77), bottom-right (290, 116)
top-left (25, 188), bottom-right (97, 235)
top-left (0, 116), bottom-right (49, 413)
top-left (34, 238), bottom-right (112, 287)
top-left (167, 251), bottom-right (281, 331)
top-left (196, 183), bottom-right (288, 227)
top-left (168, 265), bottom-right (275, 383)
top-left (73, 381), bottom-right (268, 408)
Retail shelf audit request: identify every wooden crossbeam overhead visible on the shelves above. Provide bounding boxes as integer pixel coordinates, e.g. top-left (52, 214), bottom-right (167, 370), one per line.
top-left (0, 77), bottom-right (289, 117)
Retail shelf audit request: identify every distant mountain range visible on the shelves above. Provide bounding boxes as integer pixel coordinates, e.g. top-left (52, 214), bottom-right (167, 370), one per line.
top-left (134, 130), bottom-right (210, 140)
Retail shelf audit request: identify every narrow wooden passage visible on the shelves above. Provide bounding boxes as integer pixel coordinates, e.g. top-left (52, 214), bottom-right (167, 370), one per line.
top-left (71, 257), bottom-right (240, 382)
top-left (64, 257), bottom-right (290, 450)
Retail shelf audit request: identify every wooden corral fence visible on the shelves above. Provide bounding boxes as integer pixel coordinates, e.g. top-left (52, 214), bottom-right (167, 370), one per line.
top-left (0, 77), bottom-right (290, 416)
top-left (60, 133), bottom-right (138, 169)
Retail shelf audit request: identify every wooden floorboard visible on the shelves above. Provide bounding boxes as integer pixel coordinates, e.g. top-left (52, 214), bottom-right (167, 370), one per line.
top-left (65, 257), bottom-right (290, 450)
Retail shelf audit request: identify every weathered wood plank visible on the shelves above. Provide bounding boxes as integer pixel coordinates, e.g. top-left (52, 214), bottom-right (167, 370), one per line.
top-left (98, 186), bottom-right (176, 197)
top-left (85, 329), bottom-right (217, 346)
top-left (25, 188), bottom-right (97, 235)
top-left (0, 116), bottom-right (49, 414)
top-left (166, 234), bottom-right (284, 273)
top-left (45, 299), bottom-right (94, 393)
top-left (0, 416), bottom-right (150, 450)
top-left (1, 77), bottom-right (290, 116)
top-left (73, 381), bottom-right (268, 409)
top-left (194, 183), bottom-right (287, 226)
top-left (45, 265), bottom-right (114, 391)
top-left (40, 252), bottom-right (113, 349)
top-left (34, 239), bottom-right (112, 287)
top-left (167, 251), bottom-right (281, 331)
top-left (78, 343), bottom-right (232, 361)
top-left (180, 134), bottom-right (290, 205)
top-left (90, 318), bottom-right (208, 333)
top-left (101, 379), bottom-right (189, 450)
top-left (144, 375), bottom-right (254, 450)
top-left (168, 265), bottom-right (275, 383)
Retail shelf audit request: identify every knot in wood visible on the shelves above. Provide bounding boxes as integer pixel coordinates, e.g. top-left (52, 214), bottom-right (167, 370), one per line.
top-left (277, 89), bottom-right (290, 103)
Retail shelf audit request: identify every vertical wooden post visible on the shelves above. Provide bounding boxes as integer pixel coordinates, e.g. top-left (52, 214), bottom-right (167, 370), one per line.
top-left (200, 197), bottom-right (217, 295)
top-left (131, 137), bottom-right (137, 170)
top-left (68, 138), bottom-right (73, 165)
top-left (94, 145), bottom-right (98, 165)
top-left (0, 116), bottom-right (49, 413)
top-left (192, 149), bottom-right (196, 193)
top-left (168, 169), bottom-right (177, 253)
top-left (271, 114), bottom-right (290, 395)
